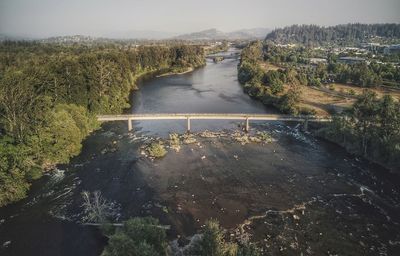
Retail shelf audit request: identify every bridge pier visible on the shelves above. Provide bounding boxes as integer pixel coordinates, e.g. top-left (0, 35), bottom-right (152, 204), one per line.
top-left (245, 118), bottom-right (249, 133)
top-left (128, 118), bottom-right (132, 131)
top-left (302, 118), bottom-right (309, 132)
top-left (187, 117), bottom-right (191, 133)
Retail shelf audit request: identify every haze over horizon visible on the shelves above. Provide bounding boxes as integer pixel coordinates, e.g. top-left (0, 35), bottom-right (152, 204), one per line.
top-left (1, 0), bottom-right (400, 38)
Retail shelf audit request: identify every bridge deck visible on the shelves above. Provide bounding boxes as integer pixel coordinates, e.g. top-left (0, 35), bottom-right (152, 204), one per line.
top-left (97, 113), bottom-right (331, 132)
top-left (97, 113), bottom-right (331, 122)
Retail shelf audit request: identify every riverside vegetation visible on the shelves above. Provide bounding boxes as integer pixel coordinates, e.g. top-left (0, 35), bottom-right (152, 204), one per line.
top-left (80, 190), bottom-right (261, 256)
top-left (0, 41), bottom-right (205, 206)
top-left (238, 38), bottom-right (400, 170)
top-left (101, 217), bottom-right (260, 256)
top-left (141, 131), bottom-right (274, 159)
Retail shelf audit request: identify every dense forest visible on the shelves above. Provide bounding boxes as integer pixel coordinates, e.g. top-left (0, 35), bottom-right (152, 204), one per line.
top-left (238, 41), bottom-right (306, 114)
top-left (0, 42), bottom-right (205, 206)
top-left (265, 23), bottom-right (400, 46)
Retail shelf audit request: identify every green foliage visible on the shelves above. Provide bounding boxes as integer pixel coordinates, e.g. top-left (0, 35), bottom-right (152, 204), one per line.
top-left (169, 133), bottom-right (180, 146)
top-left (55, 104), bottom-right (99, 139)
top-left (102, 217), bottom-right (168, 256)
top-left (238, 61), bottom-right (264, 85)
top-left (265, 70), bottom-right (284, 94)
top-left (146, 141), bottom-right (167, 158)
top-left (264, 43), bottom-right (399, 88)
top-left (237, 243), bottom-right (261, 256)
top-left (0, 136), bottom-right (32, 206)
top-left (240, 41), bottom-right (263, 63)
top-left (191, 219), bottom-right (237, 256)
top-left (34, 106), bottom-right (84, 165)
top-left (238, 43), bottom-right (306, 114)
top-left (0, 42), bottom-right (204, 205)
top-left (320, 91), bottom-right (400, 169)
top-left (265, 24), bottom-right (400, 46)
top-left (0, 68), bottom-right (46, 142)
top-left (279, 85), bottom-right (302, 114)
top-left (190, 219), bottom-right (261, 256)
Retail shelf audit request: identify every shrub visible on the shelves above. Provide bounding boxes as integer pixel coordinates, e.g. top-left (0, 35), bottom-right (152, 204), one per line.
top-left (299, 106), bottom-right (317, 115)
top-left (101, 217), bottom-right (168, 256)
top-left (169, 133), bottom-right (180, 146)
top-left (189, 219), bottom-right (262, 256)
top-left (348, 89), bottom-right (356, 96)
top-left (191, 219), bottom-right (237, 256)
top-left (146, 142), bottom-right (167, 158)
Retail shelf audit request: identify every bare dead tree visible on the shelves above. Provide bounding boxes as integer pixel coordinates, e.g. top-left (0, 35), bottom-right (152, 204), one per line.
top-left (81, 191), bottom-right (118, 223)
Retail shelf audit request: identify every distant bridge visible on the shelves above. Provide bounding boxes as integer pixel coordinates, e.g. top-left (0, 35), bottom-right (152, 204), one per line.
top-left (205, 54), bottom-right (239, 60)
top-left (97, 113), bottom-right (331, 132)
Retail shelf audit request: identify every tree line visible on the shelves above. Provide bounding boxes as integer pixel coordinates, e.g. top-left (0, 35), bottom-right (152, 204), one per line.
top-left (319, 91), bottom-right (400, 169)
top-left (238, 41), bottom-right (305, 114)
top-left (265, 23), bottom-right (400, 46)
top-left (263, 43), bottom-right (400, 88)
top-left (0, 42), bottom-right (205, 206)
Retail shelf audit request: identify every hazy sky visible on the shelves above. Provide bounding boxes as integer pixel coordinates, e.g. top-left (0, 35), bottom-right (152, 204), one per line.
top-left (1, 0), bottom-right (399, 38)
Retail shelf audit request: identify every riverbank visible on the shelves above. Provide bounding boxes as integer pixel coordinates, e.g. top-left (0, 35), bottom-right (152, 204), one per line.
top-left (238, 43), bottom-right (400, 173)
top-left (0, 43), bottom-right (207, 208)
top-left (156, 67), bottom-right (195, 78)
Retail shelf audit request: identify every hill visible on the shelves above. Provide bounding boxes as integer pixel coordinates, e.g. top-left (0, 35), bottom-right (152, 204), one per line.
top-left (175, 28), bottom-right (271, 41)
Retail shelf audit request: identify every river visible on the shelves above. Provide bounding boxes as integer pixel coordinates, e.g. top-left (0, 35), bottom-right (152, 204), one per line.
top-left (0, 48), bottom-right (399, 256)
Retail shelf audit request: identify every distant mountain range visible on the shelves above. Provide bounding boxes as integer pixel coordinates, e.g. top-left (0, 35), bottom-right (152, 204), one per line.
top-left (100, 30), bottom-right (178, 40)
top-left (174, 28), bottom-right (271, 40)
top-left (0, 27), bottom-right (271, 42)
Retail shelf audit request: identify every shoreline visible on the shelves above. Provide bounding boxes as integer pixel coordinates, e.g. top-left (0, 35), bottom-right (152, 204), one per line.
top-left (156, 67), bottom-right (195, 78)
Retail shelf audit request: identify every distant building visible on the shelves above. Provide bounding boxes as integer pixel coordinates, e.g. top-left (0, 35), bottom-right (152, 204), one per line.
top-left (384, 44), bottom-right (400, 55)
top-left (338, 56), bottom-right (366, 64)
top-left (308, 58), bottom-right (327, 65)
top-left (360, 43), bottom-right (380, 47)
top-left (276, 43), bottom-right (297, 48)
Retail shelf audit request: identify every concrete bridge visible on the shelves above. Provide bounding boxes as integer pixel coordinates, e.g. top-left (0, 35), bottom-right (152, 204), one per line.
top-left (97, 113), bottom-right (331, 132)
top-left (205, 53), bottom-right (239, 60)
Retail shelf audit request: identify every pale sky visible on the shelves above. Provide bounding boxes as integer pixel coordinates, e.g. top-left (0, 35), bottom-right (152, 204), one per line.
top-left (1, 0), bottom-right (399, 38)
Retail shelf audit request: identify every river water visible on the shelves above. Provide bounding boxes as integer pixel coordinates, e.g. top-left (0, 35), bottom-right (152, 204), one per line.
top-left (0, 49), bottom-right (399, 256)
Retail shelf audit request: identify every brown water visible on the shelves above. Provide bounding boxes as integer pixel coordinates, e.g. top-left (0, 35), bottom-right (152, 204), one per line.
top-left (0, 49), bottom-right (399, 256)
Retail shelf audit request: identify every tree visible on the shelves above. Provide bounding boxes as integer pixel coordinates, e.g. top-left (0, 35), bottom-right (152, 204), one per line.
top-left (81, 191), bottom-right (118, 223)
top-left (101, 217), bottom-right (168, 256)
top-left (351, 90), bottom-right (379, 156)
top-left (0, 68), bottom-right (40, 141)
top-left (190, 219), bottom-right (238, 256)
top-left (34, 106), bottom-right (83, 165)
top-left (238, 61), bottom-right (264, 85)
top-left (0, 136), bottom-right (32, 206)
top-left (240, 41), bottom-right (263, 63)
top-left (265, 70), bottom-right (284, 95)
top-left (279, 84), bottom-right (302, 114)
